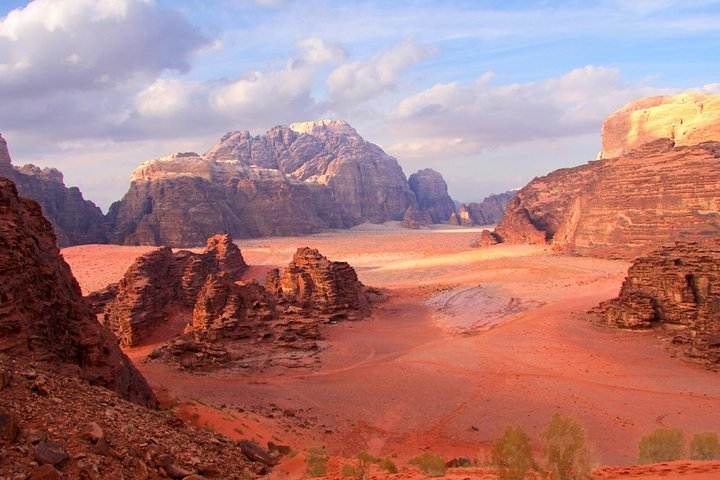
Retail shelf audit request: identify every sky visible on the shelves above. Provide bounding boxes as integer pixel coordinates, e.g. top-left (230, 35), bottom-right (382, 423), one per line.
top-left (0, 0), bottom-right (719, 211)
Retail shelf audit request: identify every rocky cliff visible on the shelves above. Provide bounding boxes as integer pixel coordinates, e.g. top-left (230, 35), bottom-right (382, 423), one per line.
top-left (463, 191), bottom-right (516, 226)
top-left (594, 240), bottom-right (720, 368)
top-left (0, 178), bottom-right (155, 407)
top-left (494, 93), bottom-right (720, 259)
top-left (0, 133), bottom-right (107, 247)
top-left (109, 121), bottom-right (415, 247)
top-left (407, 168), bottom-right (456, 223)
top-left (103, 234), bottom-right (247, 347)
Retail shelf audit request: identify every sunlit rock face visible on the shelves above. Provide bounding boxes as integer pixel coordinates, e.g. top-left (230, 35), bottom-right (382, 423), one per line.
top-left (407, 168), bottom-right (456, 223)
top-left (494, 93), bottom-right (720, 260)
top-left (109, 120), bottom-right (415, 247)
top-left (600, 93), bottom-right (720, 159)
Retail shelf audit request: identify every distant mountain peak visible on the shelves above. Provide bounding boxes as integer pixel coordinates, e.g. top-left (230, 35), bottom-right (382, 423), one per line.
top-left (289, 119), bottom-right (357, 137)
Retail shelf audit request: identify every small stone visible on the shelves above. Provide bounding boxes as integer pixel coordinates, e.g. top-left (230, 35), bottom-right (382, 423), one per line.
top-left (166, 464), bottom-right (193, 478)
top-left (79, 461), bottom-right (100, 480)
top-left (0, 410), bottom-right (19, 442)
top-left (239, 440), bottom-right (274, 466)
top-left (0, 369), bottom-right (11, 390)
top-left (79, 423), bottom-right (104, 443)
top-left (155, 454), bottom-right (175, 468)
top-left (27, 464), bottom-right (62, 480)
top-left (35, 441), bottom-right (69, 466)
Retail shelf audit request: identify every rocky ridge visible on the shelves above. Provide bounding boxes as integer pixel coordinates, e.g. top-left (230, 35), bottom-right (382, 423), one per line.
top-left (103, 235), bottom-right (247, 347)
top-left (0, 133), bottom-right (107, 247)
top-left (492, 93), bottom-right (720, 259)
top-left (0, 354), bottom-right (262, 479)
top-left (108, 120), bottom-right (415, 247)
top-left (594, 240), bottom-right (720, 368)
top-left (0, 178), bottom-right (155, 407)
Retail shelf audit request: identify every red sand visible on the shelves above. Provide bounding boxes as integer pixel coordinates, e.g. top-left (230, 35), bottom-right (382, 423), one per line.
top-left (63, 224), bottom-right (720, 478)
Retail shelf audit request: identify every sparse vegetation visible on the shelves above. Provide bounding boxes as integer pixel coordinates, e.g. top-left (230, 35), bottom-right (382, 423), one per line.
top-left (638, 427), bottom-right (685, 464)
top-left (410, 452), bottom-right (447, 477)
top-left (541, 413), bottom-right (592, 480)
top-left (305, 447), bottom-right (330, 477)
top-left (690, 432), bottom-right (720, 460)
top-left (377, 456), bottom-right (398, 474)
top-left (491, 425), bottom-right (536, 480)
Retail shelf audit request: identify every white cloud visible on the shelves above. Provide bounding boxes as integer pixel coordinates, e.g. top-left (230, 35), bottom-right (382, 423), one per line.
top-left (327, 40), bottom-right (435, 106)
top-left (387, 65), bottom-right (673, 161)
top-left (0, 0), bottom-right (207, 96)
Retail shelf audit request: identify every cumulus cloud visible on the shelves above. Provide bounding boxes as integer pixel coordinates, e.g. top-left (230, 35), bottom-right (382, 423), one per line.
top-left (386, 66), bottom-right (673, 160)
top-left (327, 40), bottom-right (435, 107)
top-left (0, 0), bottom-right (208, 97)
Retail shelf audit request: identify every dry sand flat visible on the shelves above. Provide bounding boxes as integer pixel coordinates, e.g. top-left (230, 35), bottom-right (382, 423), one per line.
top-left (63, 224), bottom-right (720, 476)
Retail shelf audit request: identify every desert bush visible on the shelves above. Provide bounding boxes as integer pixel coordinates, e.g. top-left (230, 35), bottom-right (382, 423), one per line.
top-left (690, 432), bottom-right (720, 460)
top-left (491, 425), bottom-right (536, 480)
top-left (377, 456), bottom-right (398, 474)
top-left (541, 413), bottom-right (592, 480)
top-left (638, 427), bottom-right (685, 464)
top-left (305, 447), bottom-right (329, 477)
top-left (410, 452), bottom-right (447, 477)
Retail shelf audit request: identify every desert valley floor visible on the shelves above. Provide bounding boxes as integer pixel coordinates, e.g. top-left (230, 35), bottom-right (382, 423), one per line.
top-left (63, 223), bottom-right (720, 479)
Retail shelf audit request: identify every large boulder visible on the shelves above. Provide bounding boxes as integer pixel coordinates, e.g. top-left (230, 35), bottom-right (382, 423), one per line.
top-left (0, 178), bottom-right (155, 407)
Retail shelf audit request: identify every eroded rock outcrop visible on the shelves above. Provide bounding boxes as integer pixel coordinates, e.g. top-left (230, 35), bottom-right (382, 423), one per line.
top-left (0, 178), bottom-right (155, 407)
top-left (493, 93), bottom-right (720, 259)
top-left (265, 247), bottom-right (370, 319)
top-left (0, 133), bottom-right (107, 247)
top-left (407, 168), bottom-right (456, 223)
top-left (594, 240), bottom-right (720, 367)
top-left (109, 121), bottom-right (415, 247)
top-left (464, 191), bottom-right (516, 226)
top-left (402, 206), bottom-right (432, 229)
top-left (103, 234), bottom-right (247, 347)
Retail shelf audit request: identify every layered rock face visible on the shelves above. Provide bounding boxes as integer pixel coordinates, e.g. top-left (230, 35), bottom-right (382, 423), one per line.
top-left (109, 121), bottom-right (415, 247)
top-left (494, 93), bottom-right (720, 259)
top-left (0, 178), bottom-right (155, 407)
top-left (407, 168), bottom-right (456, 223)
top-left (402, 206), bottom-right (432, 229)
top-left (103, 234), bottom-right (247, 347)
top-left (595, 240), bottom-right (720, 367)
top-left (266, 247), bottom-right (370, 318)
top-left (0, 133), bottom-right (107, 247)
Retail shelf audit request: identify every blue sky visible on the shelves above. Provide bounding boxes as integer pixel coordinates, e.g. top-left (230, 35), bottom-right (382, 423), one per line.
top-left (0, 0), bottom-right (718, 209)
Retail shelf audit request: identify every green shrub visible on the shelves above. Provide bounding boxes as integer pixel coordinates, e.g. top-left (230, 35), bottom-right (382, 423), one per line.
top-left (341, 462), bottom-right (357, 478)
top-left (410, 452), bottom-right (447, 477)
top-left (491, 426), bottom-right (536, 480)
top-left (541, 413), bottom-right (592, 480)
top-left (305, 447), bottom-right (329, 477)
top-left (690, 432), bottom-right (720, 460)
top-left (377, 456), bottom-right (398, 474)
top-left (638, 428), bottom-right (685, 464)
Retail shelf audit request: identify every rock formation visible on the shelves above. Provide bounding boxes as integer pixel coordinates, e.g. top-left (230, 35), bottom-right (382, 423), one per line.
top-left (594, 240), bottom-right (720, 368)
top-left (493, 93), bottom-right (720, 259)
top-left (456, 204), bottom-right (474, 227)
top-left (0, 134), bottom-right (107, 247)
top-left (600, 93), bottom-right (720, 159)
top-left (401, 206), bottom-right (432, 229)
top-left (103, 234), bottom-right (247, 347)
top-left (0, 178), bottom-right (155, 407)
top-left (109, 121), bottom-right (415, 247)
top-left (463, 191), bottom-right (516, 226)
top-left (407, 168), bottom-right (456, 223)
top-left (265, 247), bottom-right (370, 319)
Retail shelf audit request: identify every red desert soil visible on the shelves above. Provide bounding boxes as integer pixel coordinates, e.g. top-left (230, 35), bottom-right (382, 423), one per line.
top-left (63, 223), bottom-right (720, 478)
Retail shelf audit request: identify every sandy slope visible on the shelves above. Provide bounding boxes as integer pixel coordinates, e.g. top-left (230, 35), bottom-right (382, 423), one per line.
top-left (63, 224), bottom-right (720, 477)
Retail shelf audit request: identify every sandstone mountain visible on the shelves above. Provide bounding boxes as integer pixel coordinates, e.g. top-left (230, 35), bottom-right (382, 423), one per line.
top-left (493, 93), bottom-right (720, 259)
top-left (462, 191), bottom-right (516, 226)
top-left (0, 133), bottom-right (107, 247)
top-left (0, 178), bottom-right (155, 407)
top-left (594, 240), bottom-right (720, 369)
top-left (108, 121), bottom-right (415, 247)
top-left (407, 168), bottom-right (456, 223)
